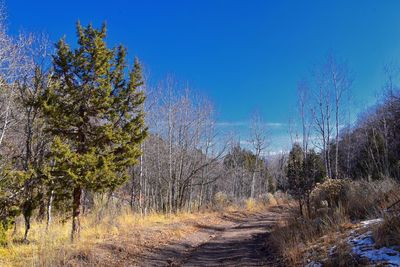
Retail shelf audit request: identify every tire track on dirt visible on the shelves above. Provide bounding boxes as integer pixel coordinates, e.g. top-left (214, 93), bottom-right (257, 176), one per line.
top-left (140, 206), bottom-right (289, 267)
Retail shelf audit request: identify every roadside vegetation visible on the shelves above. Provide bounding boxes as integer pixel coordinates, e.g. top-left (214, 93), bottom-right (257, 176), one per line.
top-left (269, 54), bottom-right (400, 265)
top-left (0, 193), bottom-right (283, 266)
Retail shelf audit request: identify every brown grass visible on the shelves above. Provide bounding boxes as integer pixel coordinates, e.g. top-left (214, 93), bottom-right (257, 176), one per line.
top-left (0, 197), bottom-right (276, 267)
top-left (270, 178), bottom-right (400, 266)
top-left (0, 207), bottom-right (227, 266)
top-left (270, 205), bottom-right (350, 266)
top-left (324, 241), bottom-right (358, 267)
top-left (373, 214), bottom-right (400, 247)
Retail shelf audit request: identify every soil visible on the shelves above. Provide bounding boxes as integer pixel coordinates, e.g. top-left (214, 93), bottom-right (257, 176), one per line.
top-left (139, 205), bottom-right (290, 267)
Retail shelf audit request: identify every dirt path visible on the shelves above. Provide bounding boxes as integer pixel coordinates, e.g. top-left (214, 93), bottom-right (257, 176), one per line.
top-left (140, 206), bottom-right (289, 266)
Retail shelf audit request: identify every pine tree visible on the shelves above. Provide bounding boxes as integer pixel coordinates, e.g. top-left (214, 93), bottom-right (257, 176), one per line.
top-left (303, 149), bottom-right (325, 216)
top-left (42, 22), bottom-right (147, 241)
top-left (287, 144), bottom-right (325, 217)
top-left (287, 143), bottom-right (304, 215)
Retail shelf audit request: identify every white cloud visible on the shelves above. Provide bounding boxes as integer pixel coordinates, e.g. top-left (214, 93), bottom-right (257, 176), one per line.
top-left (216, 121), bottom-right (286, 128)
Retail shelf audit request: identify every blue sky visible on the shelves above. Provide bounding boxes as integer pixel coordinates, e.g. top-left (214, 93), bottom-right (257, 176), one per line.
top-left (6, 1), bottom-right (400, 152)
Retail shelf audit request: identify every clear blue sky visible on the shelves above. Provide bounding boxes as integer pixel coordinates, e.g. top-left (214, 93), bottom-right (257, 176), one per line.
top-left (6, 1), bottom-right (400, 152)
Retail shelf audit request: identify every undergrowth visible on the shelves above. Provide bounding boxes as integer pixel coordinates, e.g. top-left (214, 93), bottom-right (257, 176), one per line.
top-left (270, 178), bottom-right (400, 266)
top-left (0, 196), bottom-right (275, 267)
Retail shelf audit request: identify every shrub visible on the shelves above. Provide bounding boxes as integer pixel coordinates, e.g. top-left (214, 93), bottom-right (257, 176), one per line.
top-left (325, 241), bottom-right (358, 267)
top-left (373, 214), bottom-right (400, 247)
top-left (271, 178), bottom-right (400, 265)
top-left (245, 198), bottom-right (257, 211)
top-left (310, 179), bottom-right (349, 210)
top-left (310, 178), bottom-right (400, 220)
top-left (213, 192), bottom-right (230, 210)
top-left (260, 193), bottom-right (278, 206)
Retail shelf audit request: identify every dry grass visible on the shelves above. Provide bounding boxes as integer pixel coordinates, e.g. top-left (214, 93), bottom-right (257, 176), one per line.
top-left (0, 207), bottom-right (227, 267)
top-left (270, 178), bottom-right (400, 266)
top-left (270, 205), bottom-right (350, 266)
top-left (324, 241), bottom-right (358, 267)
top-left (344, 178), bottom-right (400, 219)
top-left (0, 197), bottom-right (276, 267)
top-left (373, 214), bottom-right (400, 247)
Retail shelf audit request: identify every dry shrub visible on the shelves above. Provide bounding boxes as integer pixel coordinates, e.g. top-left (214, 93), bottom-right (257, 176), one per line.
top-left (270, 207), bottom-right (349, 266)
top-left (373, 214), bottom-right (400, 247)
top-left (345, 178), bottom-right (400, 219)
top-left (311, 178), bottom-right (349, 210)
top-left (273, 178), bottom-right (400, 265)
top-left (213, 191), bottom-right (230, 210)
top-left (260, 193), bottom-right (278, 206)
top-left (325, 241), bottom-right (358, 267)
top-left (245, 198), bottom-right (257, 211)
top-left (311, 178), bottom-right (400, 220)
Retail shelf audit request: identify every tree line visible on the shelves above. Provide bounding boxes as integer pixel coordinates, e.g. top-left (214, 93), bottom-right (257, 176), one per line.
top-left (286, 56), bottom-right (400, 216)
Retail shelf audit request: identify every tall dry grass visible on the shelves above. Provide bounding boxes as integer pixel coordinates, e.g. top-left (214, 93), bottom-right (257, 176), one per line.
top-left (0, 195), bottom-right (279, 266)
top-left (373, 214), bottom-right (400, 247)
top-left (270, 178), bottom-right (400, 266)
top-left (0, 203), bottom-right (216, 266)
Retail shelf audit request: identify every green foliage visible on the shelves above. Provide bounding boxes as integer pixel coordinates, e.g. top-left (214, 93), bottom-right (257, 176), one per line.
top-left (287, 145), bottom-right (325, 199)
top-left (0, 223), bottom-right (7, 247)
top-left (287, 143), bottom-right (304, 199)
top-left (43, 22), bottom-right (147, 195)
top-left (0, 169), bottom-right (28, 230)
top-left (224, 144), bottom-right (265, 172)
top-left (287, 144), bottom-right (326, 216)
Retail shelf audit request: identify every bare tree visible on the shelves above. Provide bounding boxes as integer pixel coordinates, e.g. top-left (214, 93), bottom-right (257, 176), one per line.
top-left (297, 80), bottom-right (311, 159)
top-left (249, 112), bottom-right (267, 198)
top-left (327, 56), bottom-right (352, 178)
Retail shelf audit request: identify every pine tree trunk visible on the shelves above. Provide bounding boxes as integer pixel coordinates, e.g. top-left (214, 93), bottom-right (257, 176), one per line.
top-left (71, 186), bottom-right (82, 242)
top-left (23, 214), bottom-right (31, 243)
top-left (299, 199), bottom-right (303, 216)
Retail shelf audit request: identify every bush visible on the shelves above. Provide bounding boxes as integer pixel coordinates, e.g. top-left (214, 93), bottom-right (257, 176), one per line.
top-left (311, 179), bottom-right (349, 210)
top-left (245, 198), bottom-right (256, 211)
top-left (325, 241), bottom-right (358, 267)
top-left (213, 192), bottom-right (230, 210)
top-left (272, 178), bottom-right (400, 265)
top-left (270, 211), bottom-right (349, 266)
top-left (373, 214), bottom-right (400, 247)
top-left (260, 193), bottom-right (278, 206)
top-left (310, 178), bottom-right (400, 220)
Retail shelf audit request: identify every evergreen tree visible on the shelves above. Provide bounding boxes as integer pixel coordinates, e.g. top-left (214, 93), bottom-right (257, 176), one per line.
top-left (303, 149), bottom-right (325, 216)
top-left (287, 143), bottom-right (304, 215)
top-left (42, 23), bottom-right (147, 240)
top-left (287, 144), bottom-right (325, 217)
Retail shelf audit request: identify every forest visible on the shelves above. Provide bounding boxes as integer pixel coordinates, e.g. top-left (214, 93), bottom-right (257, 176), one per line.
top-left (0, 2), bottom-right (399, 266)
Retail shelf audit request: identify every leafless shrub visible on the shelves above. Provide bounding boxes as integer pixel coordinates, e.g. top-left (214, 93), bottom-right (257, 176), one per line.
top-left (373, 214), bottom-right (400, 247)
top-left (272, 178), bottom-right (399, 265)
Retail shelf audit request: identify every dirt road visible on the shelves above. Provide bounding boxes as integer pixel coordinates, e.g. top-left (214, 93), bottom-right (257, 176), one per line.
top-left (141, 206), bottom-right (289, 266)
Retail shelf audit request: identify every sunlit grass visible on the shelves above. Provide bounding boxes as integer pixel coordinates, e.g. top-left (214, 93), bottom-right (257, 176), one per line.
top-left (0, 207), bottom-right (220, 266)
top-left (0, 198), bottom-right (276, 266)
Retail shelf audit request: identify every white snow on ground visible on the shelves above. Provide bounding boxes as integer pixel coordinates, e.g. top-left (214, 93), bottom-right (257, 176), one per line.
top-left (360, 218), bottom-right (383, 226)
top-left (304, 261), bottom-right (322, 267)
top-left (348, 218), bottom-right (400, 266)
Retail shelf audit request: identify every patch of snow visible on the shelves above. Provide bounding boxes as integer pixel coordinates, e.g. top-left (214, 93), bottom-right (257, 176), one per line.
top-left (329, 245), bottom-right (337, 256)
top-left (305, 261), bottom-right (322, 267)
top-left (348, 219), bottom-right (400, 266)
top-left (360, 218), bottom-right (383, 227)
